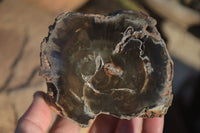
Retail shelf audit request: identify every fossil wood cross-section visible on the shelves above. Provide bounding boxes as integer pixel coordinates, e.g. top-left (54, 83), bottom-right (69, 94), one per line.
top-left (40, 10), bottom-right (173, 127)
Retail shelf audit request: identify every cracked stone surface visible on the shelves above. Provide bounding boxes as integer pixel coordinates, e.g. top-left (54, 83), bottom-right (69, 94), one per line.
top-left (40, 10), bottom-right (173, 127)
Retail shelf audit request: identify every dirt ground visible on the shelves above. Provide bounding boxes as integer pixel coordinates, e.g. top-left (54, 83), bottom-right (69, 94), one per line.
top-left (0, 0), bottom-right (200, 133)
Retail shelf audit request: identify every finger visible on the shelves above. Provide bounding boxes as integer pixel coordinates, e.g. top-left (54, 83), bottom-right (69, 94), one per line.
top-left (89, 114), bottom-right (119, 133)
top-left (49, 115), bottom-right (79, 133)
top-left (115, 117), bottom-right (143, 133)
top-left (142, 116), bottom-right (164, 133)
top-left (15, 91), bottom-right (52, 133)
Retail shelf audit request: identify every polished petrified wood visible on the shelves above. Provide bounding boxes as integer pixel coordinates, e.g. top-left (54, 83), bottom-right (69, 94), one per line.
top-left (40, 10), bottom-right (173, 127)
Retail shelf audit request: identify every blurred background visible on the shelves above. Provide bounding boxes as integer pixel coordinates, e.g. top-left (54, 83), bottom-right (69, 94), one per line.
top-left (0, 0), bottom-right (200, 133)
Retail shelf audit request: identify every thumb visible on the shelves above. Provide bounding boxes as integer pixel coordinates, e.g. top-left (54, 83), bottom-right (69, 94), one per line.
top-left (15, 91), bottom-right (52, 133)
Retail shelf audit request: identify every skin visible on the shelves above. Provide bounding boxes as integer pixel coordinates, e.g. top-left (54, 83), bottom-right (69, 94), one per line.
top-left (15, 91), bottom-right (164, 133)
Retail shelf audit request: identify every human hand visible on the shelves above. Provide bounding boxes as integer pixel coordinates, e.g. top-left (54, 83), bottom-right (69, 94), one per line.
top-left (15, 91), bottom-right (164, 133)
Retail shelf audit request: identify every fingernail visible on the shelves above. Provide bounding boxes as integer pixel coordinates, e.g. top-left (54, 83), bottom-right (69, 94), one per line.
top-left (33, 91), bottom-right (45, 100)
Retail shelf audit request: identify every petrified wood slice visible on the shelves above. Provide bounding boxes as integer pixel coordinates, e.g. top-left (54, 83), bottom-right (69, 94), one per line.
top-left (40, 10), bottom-right (173, 127)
